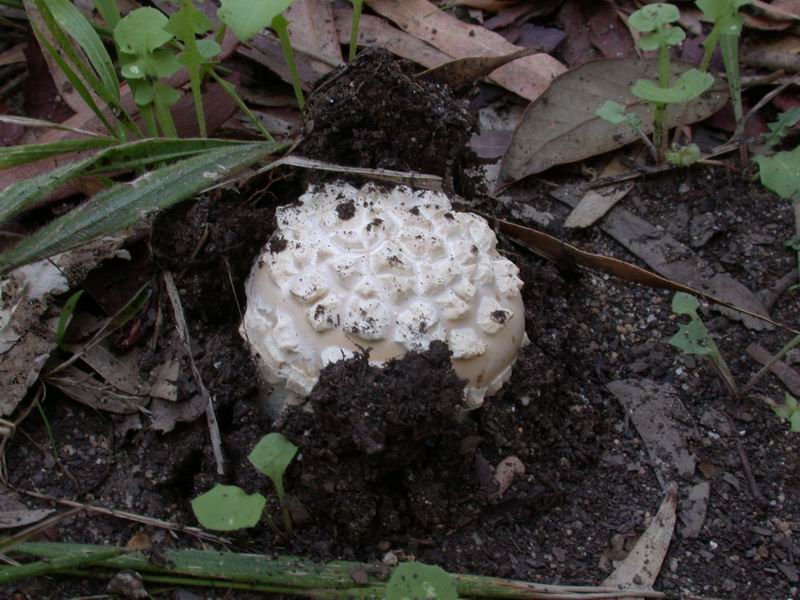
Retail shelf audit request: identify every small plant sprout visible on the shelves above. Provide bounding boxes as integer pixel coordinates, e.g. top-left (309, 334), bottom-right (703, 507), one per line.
top-left (218, 0), bottom-right (305, 109)
top-left (350, 0), bottom-right (364, 61)
top-left (666, 142), bottom-right (701, 166)
top-left (191, 433), bottom-right (298, 534)
top-left (669, 292), bottom-right (735, 394)
top-left (628, 3), bottom-right (714, 161)
top-left (595, 100), bottom-right (657, 160)
top-left (386, 562), bottom-right (458, 600)
top-left (768, 393), bottom-right (800, 432)
top-left (114, 8), bottom-right (183, 137)
top-left (696, 0), bottom-right (751, 151)
top-left (765, 108), bottom-right (800, 148)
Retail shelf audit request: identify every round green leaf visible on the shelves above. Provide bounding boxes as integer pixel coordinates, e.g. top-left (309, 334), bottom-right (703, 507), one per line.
top-left (696, 0), bottom-right (752, 21)
top-left (191, 484), bottom-right (266, 531)
top-left (248, 433), bottom-right (298, 487)
top-left (629, 3), bottom-right (680, 32)
top-left (386, 563), bottom-right (457, 600)
top-left (218, 0), bottom-right (295, 42)
top-left (639, 26), bottom-right (685, 51)
top-left (114, 7), bottom-right (174, 55)
top-left (595, 100), bottom-right (628, 125)
top-left (632, 69), bottom-right (714, 104)
top-left (672, 292), bottom-right (700, 317)
top-left (197, 39), bottom-right (222, 60)
top-left (754, 146), bottom-right (800, 201)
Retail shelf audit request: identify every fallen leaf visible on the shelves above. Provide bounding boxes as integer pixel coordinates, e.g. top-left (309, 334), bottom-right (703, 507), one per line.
top-left (416, 47), bottom-right (537, 90)
top-left (564, 149), bottom-right (640, 229)
top-left (588, 0), bottom-right (635, 59)
top-left (333, 9), bottom-right (451, 70)
top-left (498, 58), bottom-right (728, 185)
top-left (746, 343), bottom-right (800, 396)
top-left (604, 483), bottom-right (678, 592)
top-left (494, 455), bottom-right (525, 496)
top-left (607, 380), bottom-right (698, 487)
top-left (548, 186), bottom-right (776, 331)
top-left (46, 365), bottom-right (149, 414)
top-left (450, 0), bottom-right (523, 10)
top-left (285, 0), bottom-right (342, 76)
top-left (679, 481), bottom-right (710, 539)
top-left (365, 0), bottom-right (565, 101)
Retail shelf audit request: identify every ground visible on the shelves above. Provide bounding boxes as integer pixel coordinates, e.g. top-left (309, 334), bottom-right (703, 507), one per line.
top-left (4, 42), bottom-right (800, 600)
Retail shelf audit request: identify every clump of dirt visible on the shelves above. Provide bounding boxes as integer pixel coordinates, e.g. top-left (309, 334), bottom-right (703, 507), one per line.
top-left (281, 342), bottom-right (487, 540)
top-left (299, 48), bottom-right (475, 180)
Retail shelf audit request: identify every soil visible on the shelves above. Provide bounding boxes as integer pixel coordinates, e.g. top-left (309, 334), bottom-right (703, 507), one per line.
top-left (5, 51), bottom-right (800, 600)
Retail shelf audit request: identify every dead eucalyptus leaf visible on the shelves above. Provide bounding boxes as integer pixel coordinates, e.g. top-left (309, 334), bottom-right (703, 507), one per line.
top-left (498, 57), bottom-right (728, 186)
top-left (416, 47), bottom-right (537, 90)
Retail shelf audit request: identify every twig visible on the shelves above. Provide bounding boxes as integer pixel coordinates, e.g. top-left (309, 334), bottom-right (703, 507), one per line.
top-left (739, 333), bottom-right (800, 399)
top-left (16, 488), bottom-right (230, 545)
top-left (163, 272), bottom-right (225, 476)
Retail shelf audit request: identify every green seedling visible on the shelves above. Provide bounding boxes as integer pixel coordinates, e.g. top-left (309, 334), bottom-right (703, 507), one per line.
top-left (166, 0), bottom-right (222, 138)
top-left (386, 562), bottom-right (458, 600)
top-left (628, 4), bottom-right (714, 161)
top-left (696, 0), bottom-right (750, 144)
top-left (765, 108), bottom-right (800, 147)
top-left (192, 433), bottom-right (299, 534)
top-left (218, 0), bottom-right (304, 109)
top-left (595, 100), bottom-right (657, 160)
top-left (114, 8), bottom-right (182, 137)
top-left (666, 142), bottom-right (701, 166)
top-left (768, 393), bottom-right (800, 432)
top-left (350, 0), bottom-right (364, 61)
top-left (55, 290), bottom-right (84, 352)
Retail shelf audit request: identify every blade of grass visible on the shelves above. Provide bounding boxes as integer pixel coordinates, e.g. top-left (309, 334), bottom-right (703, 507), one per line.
top-left (0, 115), bottom-right (108, 137)
top-left (31, 22), bottom-right (118, 137)
top-left (0, 138), bottom-right (116, 169)
top-left (349, 0), bottom-right (363, 61)
top-left (45, 0), bottom-right (120, 105)
top-left (272, 14), bottom-right (304, 110)
top-left (0, 138), bottom-right (255, 226)
top-left (0, 546), bottom-right (127, 585)
top-left (92, 0), bottom-right (119, 29)
top-left (0, 141), bottom-right (287, 274)
top-left (209, 70), bottom-right (274, 141)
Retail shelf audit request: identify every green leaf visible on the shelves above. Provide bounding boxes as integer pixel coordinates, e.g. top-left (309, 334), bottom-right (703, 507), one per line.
top-left (217, 0), bottom-right (295, 42)
top-left (786, 234), bottom-right (800, 252)
top-left (0, 138), bottom-right (254, 227)
top-left (0, 141), bottom-right (285, 274)
top-left (92, 0), bottom-right (120, 29)
top-left (46, 0), bottom-right (120, 104)
top-left (666, 143), bottom-right (701, 166)
top-left (350, 0), bottom-right (363, 61)
top-left (754, 146), bottom-right (800, 201)
top-left (765, 108), bottom-right (800, 147)
top-left (0, 137), bottom-right (116, 169)
top-left (632, 69), bottom-right (714, 104)
top-left (672, 292), bottom-right (700, 317)
top-left (191, 485), bottom-right (266, 531)
top-left (386, 563), bottom-right (458, 600)
top-left (639, 27), bottom-right (685, 52)
top-left (56, 290), bottom-right (84, 351)
top-left (595, 100), bottom-right (629, 125)
top-left (629, 3), bottom-right (680, 32)
top-left (696, 0), bottom-right (751, 22)
top-left (770, 394), bottom-right (800, 432)
top-left (669, 319), bottom-right (716, 356)
top-left (114, 7), bottom-right (173, 56)
top-left (247, 433), bottom-right (298, 503)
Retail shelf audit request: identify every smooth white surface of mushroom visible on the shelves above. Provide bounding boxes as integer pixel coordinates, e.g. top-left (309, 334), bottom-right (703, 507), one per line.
top-left (241, 183), bottom-right (526, 411)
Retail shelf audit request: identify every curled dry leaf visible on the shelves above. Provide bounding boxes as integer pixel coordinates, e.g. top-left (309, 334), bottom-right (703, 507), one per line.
top-left (498, 57), bottom-right (728, 186)
top-left (416, 47), bottom-right (537, 90)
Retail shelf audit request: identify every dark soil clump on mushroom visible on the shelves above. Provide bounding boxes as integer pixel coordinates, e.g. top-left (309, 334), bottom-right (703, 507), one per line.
top-left (299, 48), bottom-right (475, 182)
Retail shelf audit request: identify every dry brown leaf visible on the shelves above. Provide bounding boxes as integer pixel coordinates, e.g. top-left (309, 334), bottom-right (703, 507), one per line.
top-left (0, 43), bottom-right (26, 66)
top-left (680, 481), bottom-right (710, 539)
top-left (365, 0), bottom-right (565, 101)
top-left (286, 0), bottom-right (342, 76)
top-left (498, 58), bottom-right (728, 185)
top-left (495, 214), bottom-right (791, 332)
top-left (746, 343), bottom-right (800, 396)
top-left (416, 47), bottom-right (537, 90)
top-left (604, 482), bottom-right (678, 592)
top-left (450, 0), bottom-right (522, 10)
top-left (333, 9), bottom-right (451, 69)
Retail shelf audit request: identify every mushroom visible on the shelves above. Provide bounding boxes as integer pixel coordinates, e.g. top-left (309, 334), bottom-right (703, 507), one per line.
top-left (240, 183), bottom-right (527, 413)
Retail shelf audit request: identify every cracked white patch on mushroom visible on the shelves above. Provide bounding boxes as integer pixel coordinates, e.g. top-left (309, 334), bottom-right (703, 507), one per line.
top-left (241, 183), bottom-right (527, 413)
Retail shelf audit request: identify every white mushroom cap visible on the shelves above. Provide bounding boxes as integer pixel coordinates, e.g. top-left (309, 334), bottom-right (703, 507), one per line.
top-left (241, 183), bottom-right (526, 412)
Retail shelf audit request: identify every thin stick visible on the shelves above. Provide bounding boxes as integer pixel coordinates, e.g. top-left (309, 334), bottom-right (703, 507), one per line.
top-left (739, 333), bottom-right (800, 399)
top-left (163, 272), bottom-right (225, 475)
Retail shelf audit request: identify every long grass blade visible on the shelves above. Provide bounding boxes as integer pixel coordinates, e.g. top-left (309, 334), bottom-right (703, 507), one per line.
top-left (45, 0), bottom-right (120, 105)
top-left (0, 138), bottom-right (258, 226)
top-left (0, 115), bottom-right (108, 137)
top-left (0, 137), bottom-right (117, 169)
top-left (92, 0), bottom-right (119, 29)
top-left (0, 141), bottom-right (287, 273)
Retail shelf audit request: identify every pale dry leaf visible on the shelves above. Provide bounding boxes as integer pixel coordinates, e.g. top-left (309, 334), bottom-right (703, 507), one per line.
top-left (450, 0), bottom-right (522, 10)
top-left (286, 0), bottom-right (342, 76)
top-left (604, 483), bottom-right (678, 592)
top-left (333, 9), bottom-right (451, 69)
top-left (498, 58), bottom-right (728, 185)
top-left (680, 481), bottom-right (710, 539)
top-left (365, 0), bottom-right (565, 101)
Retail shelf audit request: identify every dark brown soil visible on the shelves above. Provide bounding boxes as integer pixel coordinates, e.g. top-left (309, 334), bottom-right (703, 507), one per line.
top-left (299, 48), bottom-right (475, 182)
top-left (5, 53), bottom-right (800, 600)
